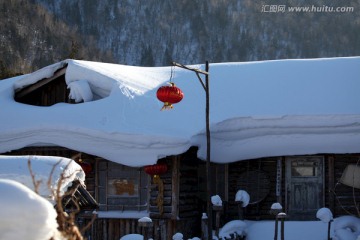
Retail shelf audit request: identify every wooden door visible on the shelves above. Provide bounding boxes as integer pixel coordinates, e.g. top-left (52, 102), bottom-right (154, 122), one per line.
top-left (286, 156), bottom-right (324, 220)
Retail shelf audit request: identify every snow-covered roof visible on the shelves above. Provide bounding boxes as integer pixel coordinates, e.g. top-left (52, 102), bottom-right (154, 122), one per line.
top-left (0, 155), bottom-right (85, 199)
top-left (1, 57), bottom-right (360, 166)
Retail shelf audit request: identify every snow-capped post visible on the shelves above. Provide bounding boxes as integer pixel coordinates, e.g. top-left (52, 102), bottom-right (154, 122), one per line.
top-left (211, 195), bottom-right (223, 238)
top-left (201, 213), bottom-right (208, 240)
top-left (235, 190), bottom-right (250, 220)
top-left (138, 217), bottom-right (153, 240)
top-left (276, 212), bottom-right (287, 240)
top-left (316, 208), bottom-right (333, 240)
top-left (270, 203), bottom-right (283, 240)
top-left (171, 61), bottom-right (212, 240)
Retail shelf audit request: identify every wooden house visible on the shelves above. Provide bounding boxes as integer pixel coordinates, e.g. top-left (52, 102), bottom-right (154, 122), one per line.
top-left (1, 58), bottom-right (360, 239)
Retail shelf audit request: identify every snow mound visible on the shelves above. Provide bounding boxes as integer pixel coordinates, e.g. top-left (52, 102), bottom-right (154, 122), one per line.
top-left (120, 234), bottom-right (143, 240)
top-left (0, 179), bottom-right (60, 240)
top-left (211, 195), bottom-right (223, 206)
top-left (333, 216), bottom-right (360, 240)
top-left (172, 232), bottom-right (183, 240)
top-left (316, 208), bottom-right (333, 223)
top-left (271, 202), bottom-right (283, 210)
top-left (138, 217), bottom-right (152, 223)
top-left (219, 220), bottom-right (247, 239)
top-left (235, 190), bottom-right (250, 207)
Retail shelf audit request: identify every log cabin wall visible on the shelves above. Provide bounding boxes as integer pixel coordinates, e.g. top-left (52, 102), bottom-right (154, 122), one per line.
top-left (227, 157), bottom-right (283, 221)
top-left (177, 147), bottom-right (205, 239)
top-left (14, 68), bottom-right (74, 106)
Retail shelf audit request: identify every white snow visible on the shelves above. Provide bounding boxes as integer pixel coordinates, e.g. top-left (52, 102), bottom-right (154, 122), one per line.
top-left (0, 179), bottom-right (61, 240)
top-left (271, 202), bottom-right (283, 210)
top-left (333, 216), bottom-right (360, 240)
top-left (211, 195), bottom-right (223, 206)
top-left (235, 190), bottom-right (250, 207)
top-left (97, 210), bottom-right (149, 219)
top-left (172, 232), bottom-right (183, 240)
top-left (138, 217), bottom-right (152, 223)
top-left (218, 220), bottom-right (247, 239)
top-left (316, 207), bottom-right (333, 223)
top-left (0, 155), bottom-right (85, 199)
top-left (1, 57), bottom-right (360, 167)
top-left (120, 234), bottom-right (143, 240)
top-left (67, 79), bottom-right (93, 102)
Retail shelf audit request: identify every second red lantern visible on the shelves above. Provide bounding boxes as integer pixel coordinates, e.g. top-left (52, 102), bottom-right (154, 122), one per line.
top-left (156, 82), bottom-right (184, 110)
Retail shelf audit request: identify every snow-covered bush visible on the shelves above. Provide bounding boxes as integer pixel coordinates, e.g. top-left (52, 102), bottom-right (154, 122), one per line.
top-left (219, 220), bottom-right (247, 239)
top-left (333, 216), bottom-right (360, 240)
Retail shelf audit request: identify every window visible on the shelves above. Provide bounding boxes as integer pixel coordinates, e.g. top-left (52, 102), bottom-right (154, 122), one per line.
top-left (291, 160), bottom-right (317, 177)
top-left (98, 161), bottom-right (149, 211)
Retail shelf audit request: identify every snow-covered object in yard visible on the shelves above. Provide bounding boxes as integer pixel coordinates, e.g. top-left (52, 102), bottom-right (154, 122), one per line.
top-left (235, 190), bottom-right (250, 207)
top-left (138, 217), bottom-right (152, 223)
top-left (219, 220), bottom-right (247, 239)
top-left (316, 207), bottom-right (333, 223)
top-left (1, 57), bottom-right (360, 167)
top-left (333, 216), bottom-right (360, 240)
top-left (0, 155), bottom-right (85, 199)
top-left (245, 220), bottom-right (329, 240)
top-left (120, 234), bottom-right (144, 240)
top-left (211, 195), bottom-right (223, 206)
top-left (172, 232), bottom-right (183, 240)
top-left (0, 179), bottom-right (61, 240)
top-left (188, 237), bottom-right (201, 240)
top-left (271, 202), bottom-right (283, 210)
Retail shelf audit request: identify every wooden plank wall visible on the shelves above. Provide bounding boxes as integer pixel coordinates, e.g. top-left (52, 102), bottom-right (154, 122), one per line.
top-left (90, 218), bottom-right (178, 240)
top-left (15, 74), bottom-right (72, 106)
top-left (227, 157), bottom-right (280, 220)
top-left (149, 157), bottom-right (176, 219)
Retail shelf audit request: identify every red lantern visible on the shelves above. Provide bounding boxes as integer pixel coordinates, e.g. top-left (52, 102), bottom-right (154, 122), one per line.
top-left (156, 82), bottom-right (184, 110)
top-left (144, 163), bottom-right (168, 177)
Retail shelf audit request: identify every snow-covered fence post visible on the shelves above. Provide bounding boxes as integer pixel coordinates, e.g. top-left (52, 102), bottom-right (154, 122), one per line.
top-left (138, 217), bottom-right (153, 240)
top-left (211, 195), bottom-right (223, 238)
top-left (270, 203), bottom-right (283, 240)
top-left (213, 205), bottom-right (223, 238)
top-left (277, 213), bottom-right (287, 240)
top-left (201, 213), bottom-right (208, 240)
top-left (235, 190), bottom-right (250, 220)
top-left (316, 208), bottom-right (333, 240)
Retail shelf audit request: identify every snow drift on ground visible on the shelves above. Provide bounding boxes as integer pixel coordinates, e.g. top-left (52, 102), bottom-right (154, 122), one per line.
top-left (0, 179), bottom-right (61, 240)
top-left (1, 57), bottom-right (360, 167)
top-left (0, 155), bottom-right (85, 199)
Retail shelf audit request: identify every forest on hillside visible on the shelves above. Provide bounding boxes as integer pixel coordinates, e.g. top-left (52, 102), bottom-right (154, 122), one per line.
top-left (1, 0), bottom-right (359, 79)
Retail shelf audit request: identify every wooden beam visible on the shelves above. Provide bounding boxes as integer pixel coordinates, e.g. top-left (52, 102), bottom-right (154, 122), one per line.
top-left (15, 67), bottom-right (67, 98)
top-left (171, 155), bottom-right (180, 220)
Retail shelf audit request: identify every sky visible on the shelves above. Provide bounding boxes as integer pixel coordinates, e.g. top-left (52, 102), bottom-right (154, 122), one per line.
top-left (1, 57), bottom-right (360, 239)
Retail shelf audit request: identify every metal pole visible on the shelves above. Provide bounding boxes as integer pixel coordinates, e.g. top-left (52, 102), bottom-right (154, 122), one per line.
top-left (205, 61), bottom-right (212, 240)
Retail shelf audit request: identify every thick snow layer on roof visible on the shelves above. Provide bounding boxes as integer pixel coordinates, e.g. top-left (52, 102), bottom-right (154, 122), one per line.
top-left (1, 57), bottom-right (360, 166)
top-left (0, 155), bottom-right (85, 199)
